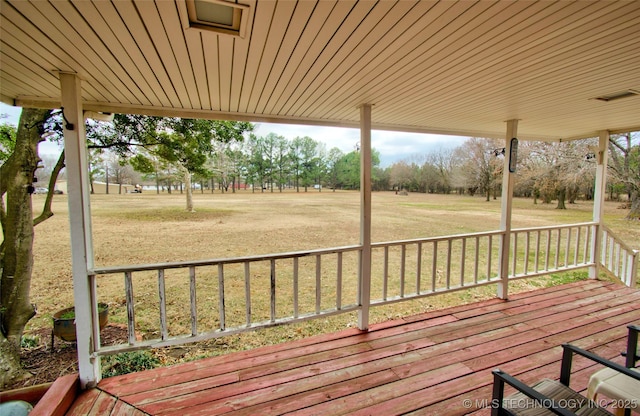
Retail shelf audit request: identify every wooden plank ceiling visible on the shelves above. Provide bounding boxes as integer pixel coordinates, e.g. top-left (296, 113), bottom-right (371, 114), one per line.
top-left (1, 0), bottom-right (639, 141)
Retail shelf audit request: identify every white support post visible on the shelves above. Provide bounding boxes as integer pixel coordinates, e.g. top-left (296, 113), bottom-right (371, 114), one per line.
top-left (59, 72), bottom-right (99, 388)
top-left (498, 120), bottom-right (518, 300)
top-left (589, 130), bottom-right (609, 279)
top-left (358, 104), bottom-right (372, 331)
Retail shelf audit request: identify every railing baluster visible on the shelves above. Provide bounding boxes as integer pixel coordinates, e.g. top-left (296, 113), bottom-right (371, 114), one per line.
top-left (545, 229), bottom-right (551, 270)
top-left (158, 269), bottom-right (168, 340)
top-left (218, 264), bottom-right (225, 330)
top-left (534, 230), bottom-right (541, 273)
top-left (416, 242), bottom-right (422, 294)
top-left (487, 235), bottom-right (492, 281)
top-left (460, 238), bottom-right (466, 287)
top-left (512, 232), bottom-right (518, 278)
top-left (400, 244), bottom-right (406, 297)
top-left (583, 225), bottom-right (591, 264)
top-left (565, 227), bottom-right (571, 267)
top-left (189, 266), bottom-right (197, 336)
top-left (89, 274), bottom-right (100, 351)
top-left (432, 241), bottom-right (438, 291)
top-left (270, 260), bottom-right (276, 322)
top-left (608, 235), bottom-right (614, 270)
top-left (315, 255), bottom-right (322, 314)
top-left (474, 236), bottom-right (479, 284)
top-left (524, 232), bottom-right (530, 275)
top-left (554, 229), bottom-right (561, 269)
top-left (621, 249), bottom-right (628, 285)
top-left (336, 252), bottom-right (343, 310)
top-left (244, 262), bottom-right (252, 326)
top-left (124, 271), bottom-right (136, 345)
top-left (614, 243), bottom-right (621, 277)
top-left (383, 247), bottom-right (389, 300)
top-left (446, 240), bottom-right (452, 289)
top-left (574, 227), bottom-right (581, 266)
top-left (293, 257), bottom-right (299, 318)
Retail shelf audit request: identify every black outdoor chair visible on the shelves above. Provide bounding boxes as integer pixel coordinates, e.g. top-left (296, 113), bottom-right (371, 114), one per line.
top-left (491, 341), bottom-right (640, 416)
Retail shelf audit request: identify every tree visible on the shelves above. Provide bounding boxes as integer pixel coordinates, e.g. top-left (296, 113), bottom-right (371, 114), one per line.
top-left (102, 115), bottom-right (252, 210)
top-left (0, 108), bottom-right (51, 387)
top-left (455, 138), bottom-right (502, 201)
top-left (608, 132), bottom-right (640, 219)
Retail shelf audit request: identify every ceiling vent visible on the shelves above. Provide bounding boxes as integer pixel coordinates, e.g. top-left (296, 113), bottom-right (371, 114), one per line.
top-left (185, 0), bottom-right (249, 38)
top-left (593, 90), bottom-right (639, 102)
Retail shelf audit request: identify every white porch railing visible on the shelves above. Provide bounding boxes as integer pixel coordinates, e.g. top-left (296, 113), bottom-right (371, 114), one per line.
top-left (88, 222), bottom-right (636, 357)
top-left (600, 225), bottom-right (638, 287)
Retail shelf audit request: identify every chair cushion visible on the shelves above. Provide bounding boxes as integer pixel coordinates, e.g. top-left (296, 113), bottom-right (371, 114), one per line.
top-left (503, 378), bottom-right (614, 416)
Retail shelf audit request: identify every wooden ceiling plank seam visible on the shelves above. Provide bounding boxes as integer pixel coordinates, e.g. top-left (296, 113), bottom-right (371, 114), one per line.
top-left (387, 2), bottom-right (637, 121)
top-left (112, 0), bottom-right (182, 108)
top-left (432, 59), bottom-right (640, 125)
top-left (89, 0), bottom-right (171, 107)
top-left (316, 0), bottom-right (497, 120)
top-left (185, 30), bottom-right (211, 110)
top-left (308, 0), bottom-right (439, 119)
top-left (403, 24), bottom-right (640, 124)
top-left (335, 1), bottom-right (574, 121)
top-left (66, 0), bottom-right (156, 107)
top-left (0, 45), bottom-right (68, 98)
top-left (40, 0), bottom-right (144, 105)
top-left (217, 35), bottom-right (235, 111)
top-left (2, 62), bottom-right (50, 101)
top-left (464, 44), bottom-right (640, 114)
top-left (294, 0), bottom-right (409, 118)
top-left (408, 65), bottom-right (640, 136)
top-left (134, 0), bottom-right (191, 109)
top-left (155, 0), bottom-right (203, 110)
top-left (278, 0), bottom-right (380, 116)
top-left (236, 0), bottom-right (278, 113)
top-left (227, 0), bottom-right (255, 113)
top-left (245, 0), bottom-right (298, 114)
top-left (402, 3), bottom-right (636, 116)
top-left (203, 35), bottom-right (221, 111)
top-left (269, 0), bottom-right (360, 115)
top-left (332, 1), bottom-right (609, 121)
top-left (0, 24), bottom-right (103, 103)
top-left (0, 16), bottom-right (75, 75)
top-left (0, 58), bottom-right (56, 99)
top-left (283, 2), bottom-right (376, 117)
top-left (252, 0), bottom-right (318, 114)
top-left (1, 0), bottom-right (122, 103)
top-left (261, 0), bottom-right (338, 115)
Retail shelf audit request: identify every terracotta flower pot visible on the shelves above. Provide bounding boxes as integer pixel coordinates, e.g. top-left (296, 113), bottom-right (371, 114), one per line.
top-left (52, 303), bottom-right (109, 342)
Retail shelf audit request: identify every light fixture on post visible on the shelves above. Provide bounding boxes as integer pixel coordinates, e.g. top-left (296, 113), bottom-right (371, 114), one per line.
top-left (185, 0), bottom-right (250, 38)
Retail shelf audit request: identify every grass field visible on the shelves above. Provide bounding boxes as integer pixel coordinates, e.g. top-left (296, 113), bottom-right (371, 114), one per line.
top-left (26, 190), bottom-right (639, 363)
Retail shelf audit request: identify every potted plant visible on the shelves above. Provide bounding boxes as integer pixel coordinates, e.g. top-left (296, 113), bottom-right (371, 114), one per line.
top-left (52, 303), bottom-right (109, 342)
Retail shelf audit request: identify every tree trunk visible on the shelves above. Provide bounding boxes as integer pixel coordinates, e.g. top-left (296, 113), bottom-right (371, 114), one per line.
top-left (0, 108), bottom-right (50, 388)
top-left (626, 191), bottom-right (640, 220)
top-left (183, 167), bottom-right (194, 212)
top-left (556, 187), bottom-right (566, 209)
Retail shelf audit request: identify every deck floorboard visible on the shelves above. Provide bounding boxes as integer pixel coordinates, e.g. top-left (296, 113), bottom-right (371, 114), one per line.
top-left (62, 280), bottom-right (639, 415)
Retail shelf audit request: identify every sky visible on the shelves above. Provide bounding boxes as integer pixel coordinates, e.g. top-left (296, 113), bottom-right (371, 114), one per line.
top-left (1, 102), bottom-right (468, 167)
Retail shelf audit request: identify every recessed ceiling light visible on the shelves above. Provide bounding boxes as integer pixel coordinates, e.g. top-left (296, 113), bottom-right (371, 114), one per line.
top-left (186, 0), bottom-right (249, 38)
top-left (593, 90), bottom-right (639, 102)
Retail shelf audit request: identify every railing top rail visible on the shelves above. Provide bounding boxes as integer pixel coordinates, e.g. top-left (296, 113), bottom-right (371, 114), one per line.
top-left (372, 229), bottom-right (504, 248)
top-left (511, 222), bottom-right (597, 233)
top-left (91, 244), bottom-right (362, 275)
top-left (601, 224), bottom-right (639, 254)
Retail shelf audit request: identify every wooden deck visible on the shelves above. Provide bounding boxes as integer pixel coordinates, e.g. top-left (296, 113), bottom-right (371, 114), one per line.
top-left (64, 279), bottom-right (640, 415)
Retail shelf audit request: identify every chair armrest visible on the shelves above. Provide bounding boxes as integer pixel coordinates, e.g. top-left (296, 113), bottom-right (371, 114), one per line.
top-left (560, 343), bottom-right (640, 386)
top-left (491, 369), bottom-right (577, 416)
top-left (626, 324), bottom-right (639, 368)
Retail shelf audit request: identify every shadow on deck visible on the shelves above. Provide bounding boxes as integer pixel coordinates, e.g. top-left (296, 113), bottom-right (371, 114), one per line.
top-left (37, 279), bottom-right (640, 415)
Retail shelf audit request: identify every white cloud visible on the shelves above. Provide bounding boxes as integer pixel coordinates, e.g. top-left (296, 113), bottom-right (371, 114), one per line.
top-left (254, 122), bottom-right (468, 167)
